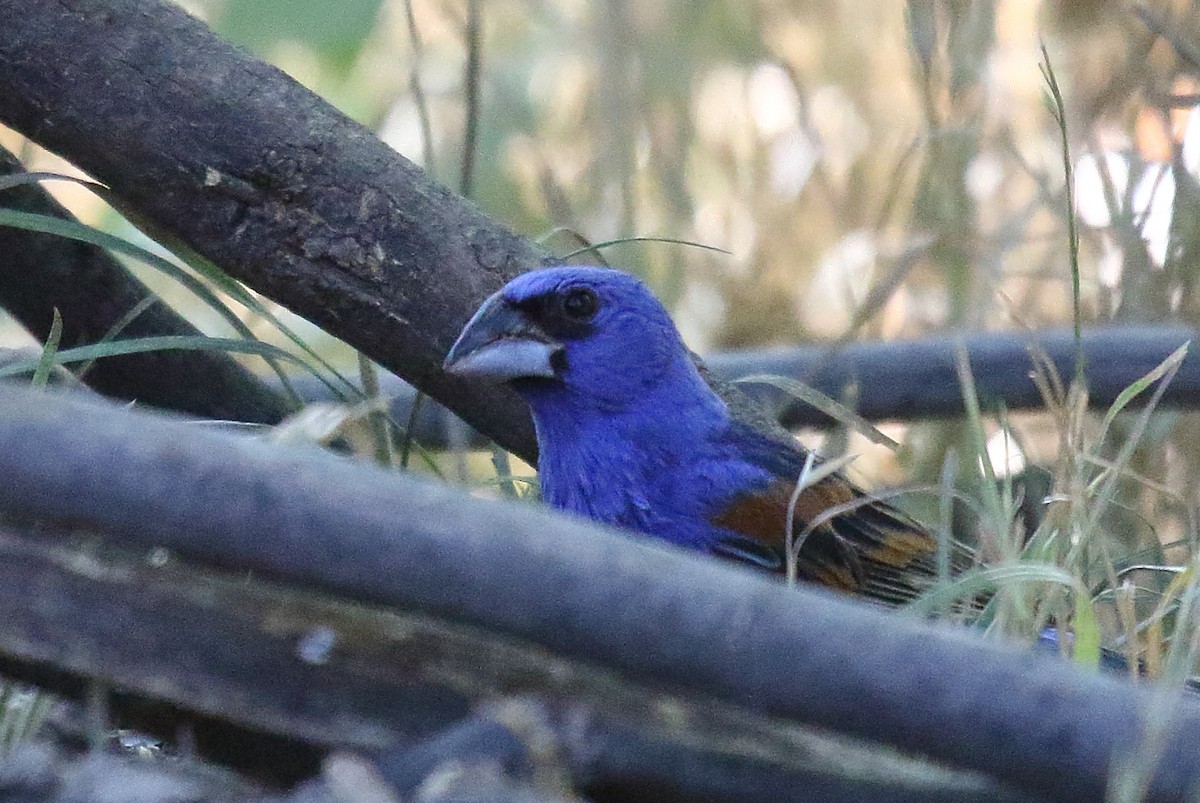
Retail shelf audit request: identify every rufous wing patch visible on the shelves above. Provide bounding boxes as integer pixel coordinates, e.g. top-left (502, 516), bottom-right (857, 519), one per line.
top-left (711, 474), bottom-right (941, 604)
top-left (711, 475), bottom-right (855, 550)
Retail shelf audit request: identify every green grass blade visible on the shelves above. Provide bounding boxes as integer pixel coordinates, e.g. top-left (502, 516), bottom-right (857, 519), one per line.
top-left (74, 295), bottom-right (159, 381)
top-left (0, 171), bottom-right (108, 194)
top-left (168, 247), bottom-right (362, 400)
top-left (31, 307), bottom-right (63, 389)
top-left (560, 236), bottom-right (731, 261)
top-left (735, 373), bottom-right (900, 450)
top-left (1096, 342), bottom-right (1188, 444)
top-left (0, 209), bottom-right (254, 340)
top-left (0, 208), bottom-right (354, 403)
top-left (906, 563), bottom-right (1078, 617)
top-left (1071, 589), bottom-right (1102, 667)
top-left (0, 335), bottom-right (342, 395)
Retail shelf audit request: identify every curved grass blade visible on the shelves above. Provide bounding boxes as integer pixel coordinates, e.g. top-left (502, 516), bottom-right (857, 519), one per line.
top-left (0, 175), bottom-right (357, 401)
top-left (560, 236), bottom-right (731, 261)
top-left (906, 563), bottom-right (1079, 616)
top-left (30, 308), bottom-right (63, 389)
top-left (74, 295), bottom-right (159, 381)
top-left (735, 373), bottom-right (899, 450)
top-left (0, 171), bottom-right (109, 195)
top-left (1095, 342), bottom-right (1188, 447)
top-left (0, 209), bottom-right (359, 404)
top-left (167, 247), bottom-right (362, 400)
top-left (0, 336), bottom-right (343, 396)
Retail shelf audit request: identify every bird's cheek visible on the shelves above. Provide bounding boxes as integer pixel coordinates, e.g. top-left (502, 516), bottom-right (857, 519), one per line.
top-left (593, 331), bottom-right (650, 374)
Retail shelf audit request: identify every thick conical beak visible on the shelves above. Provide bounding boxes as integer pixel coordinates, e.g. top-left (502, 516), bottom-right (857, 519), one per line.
top-left (443, 292), bottom-right (564, 382)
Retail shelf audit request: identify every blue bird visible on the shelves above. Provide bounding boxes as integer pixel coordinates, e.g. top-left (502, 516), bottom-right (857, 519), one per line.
top-left (443, 266), bottom-right (948, 605)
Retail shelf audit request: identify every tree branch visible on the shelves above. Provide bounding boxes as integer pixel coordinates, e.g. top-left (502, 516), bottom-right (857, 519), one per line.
top-left (0, 146), bottom-right (292, 422)
top-left (0, 494), bottom-right (1022, 801)
top-left (287, 324), bottom-right (1197, 450)
top-left (0, 0), bottom-right (546, 458)
top-left (0, 383), bottom-right (1196, 802)
top-left (709, 324), bottom-right (1197, 426)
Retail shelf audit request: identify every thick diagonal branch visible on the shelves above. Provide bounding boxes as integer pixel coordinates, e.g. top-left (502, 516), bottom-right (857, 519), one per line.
top-left (0, 0), bottom-right (546, 457)
top-left (0, 146), bottom-right (291, 422)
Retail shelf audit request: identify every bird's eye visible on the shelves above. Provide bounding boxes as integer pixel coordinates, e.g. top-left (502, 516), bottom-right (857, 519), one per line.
top-left (560, 287), bottom-right (599, 322)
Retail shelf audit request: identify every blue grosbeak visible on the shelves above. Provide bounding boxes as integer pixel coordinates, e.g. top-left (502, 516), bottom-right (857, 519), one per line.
top-left (443, 266), bottom-right (949, 606)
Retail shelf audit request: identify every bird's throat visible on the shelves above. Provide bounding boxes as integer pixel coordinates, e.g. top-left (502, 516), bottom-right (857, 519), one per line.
top-left (523, 384), bottom-right (728, 531)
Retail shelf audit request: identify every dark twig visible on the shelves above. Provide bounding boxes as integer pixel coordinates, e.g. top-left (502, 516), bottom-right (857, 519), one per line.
top-left (460, 0), bottom-right (482, 199)
top-left (401, 0), bottom-right (435, 173)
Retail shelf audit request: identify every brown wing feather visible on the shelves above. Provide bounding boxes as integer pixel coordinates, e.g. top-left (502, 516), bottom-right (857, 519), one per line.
top-left (712, 473), bottom-right (950, 605)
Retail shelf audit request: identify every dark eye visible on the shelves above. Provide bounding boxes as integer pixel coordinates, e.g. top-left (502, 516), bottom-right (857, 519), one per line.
top-left (560, 287), bottom-right (599, 322)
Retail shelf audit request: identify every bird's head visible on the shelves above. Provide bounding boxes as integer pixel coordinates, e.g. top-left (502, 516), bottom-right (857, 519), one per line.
top-left (443, 267), bottom-right (699, 412)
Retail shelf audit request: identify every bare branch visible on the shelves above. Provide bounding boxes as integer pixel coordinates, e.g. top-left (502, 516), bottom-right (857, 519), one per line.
top-left (0, 384), bottom-right (1196, 801)
top-left (0, 0), bottom-right (547, 457)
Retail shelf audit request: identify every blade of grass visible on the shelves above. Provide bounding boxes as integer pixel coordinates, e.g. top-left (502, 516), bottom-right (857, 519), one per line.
top-left (954, 342), bottom-right (1006, 526)
top-left (1070, 583), bottom-right (1102, 667)
top-left (156, 245), bottom-right (362, 401)
top-left (30, 307), bottom-right (62, 389)
top-left (938, 449), bottom-right (960, 583)
top-left (357, 353), bottom-right (395, 467)
top-left (490, 446), bottom-right (519, 499)
top-left (0, 207), bottom-right (362, 404)
top-left (735, 373), bottom-right (900, 450)
top-left (0, 209), bottom-right (307, 394)
top-left (0, 175), bottom-right (332, 404)
top-left (0, 335), bottom-right (342, 394)
top-left (906, 563), bottom-right (1081, 618)
top-left (784, 450), bottom-right (820, 585)
top-left (1038, 40), bottom-right (1084, 384)
top-left (75, 295), bottom-right (158, 381)
top-left (1095, 342), bottom-right (1189, 446)
top-left (560, 236), bottom-right (731, 261)
top-left (398, 390), bottom-right (426, 470)
top-left (0, 210), bottom-right (256, 348)
top-left (0, 171), bottom-right (108, 194)
top-left (1081, 345), bottom-right (1187, 543)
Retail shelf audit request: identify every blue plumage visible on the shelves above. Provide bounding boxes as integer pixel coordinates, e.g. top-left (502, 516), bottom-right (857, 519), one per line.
top-left (445, 266), bottom-right (1173, 679)
top-left (444, 266), bottom-right (943, 605)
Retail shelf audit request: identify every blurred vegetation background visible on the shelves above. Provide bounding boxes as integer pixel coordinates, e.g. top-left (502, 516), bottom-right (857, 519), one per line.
top-left (6, 1), bottom-right (1160, 348)
top-left (5, 0), bottom-right (1200, 661)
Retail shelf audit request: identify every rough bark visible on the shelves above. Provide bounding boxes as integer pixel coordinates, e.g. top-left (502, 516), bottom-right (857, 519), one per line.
top-left (0, 510), bottom-right (1023, 801)
top-left (0, 383), bottom-right (1195, 802)
top-left (0, 0), bottom-right (546, 457)
top-left (0, 146), bottom-right (292, 422)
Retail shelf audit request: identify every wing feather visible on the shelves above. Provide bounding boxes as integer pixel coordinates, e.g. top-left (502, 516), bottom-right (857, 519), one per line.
top-left (709, 422), bottom-right (966, 605)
